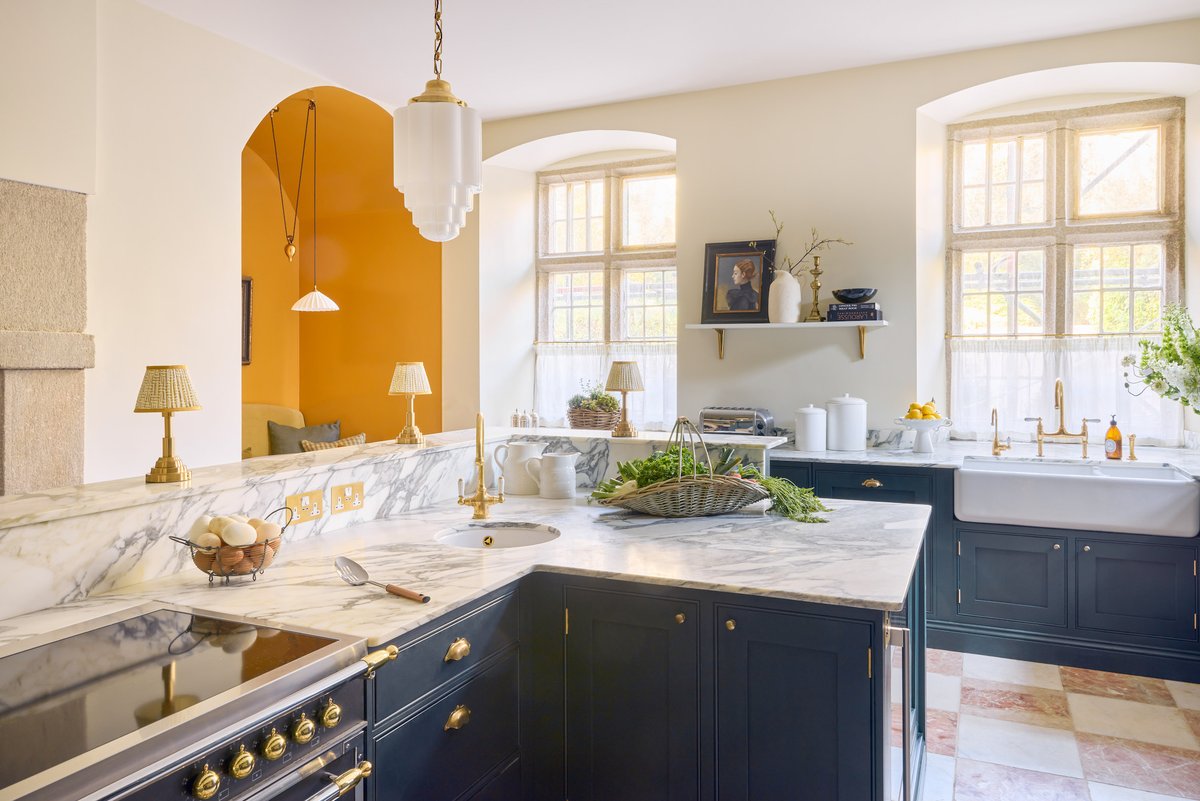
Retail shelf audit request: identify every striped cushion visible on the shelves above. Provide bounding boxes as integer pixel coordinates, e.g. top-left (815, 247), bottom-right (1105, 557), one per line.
top-left (300, 433), bottom-right (366, 452)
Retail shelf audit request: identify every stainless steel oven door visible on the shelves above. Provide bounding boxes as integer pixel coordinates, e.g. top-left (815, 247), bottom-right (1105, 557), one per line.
top-left (240, 734), bottom-right (369, 801)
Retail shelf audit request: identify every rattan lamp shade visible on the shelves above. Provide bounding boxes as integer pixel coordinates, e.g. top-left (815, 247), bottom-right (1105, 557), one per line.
top-left (605, 361), bottom-right (644, 393)
top-left (133, 366), bottom-right (201, 413)
top-left (388, 362), bottom-right (432, 395)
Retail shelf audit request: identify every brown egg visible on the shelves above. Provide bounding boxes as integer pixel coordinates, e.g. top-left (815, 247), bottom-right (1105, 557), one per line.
top-left (218, 547), bottom-right (245, 570)
top-left (244, 544), bottom-right (267, 564)
top-left (192, 551), bottom-right (216, 572)
top-left (261, 548), bottom-right (277, 569)
top-left (232, 557), bottom-right (258, 575)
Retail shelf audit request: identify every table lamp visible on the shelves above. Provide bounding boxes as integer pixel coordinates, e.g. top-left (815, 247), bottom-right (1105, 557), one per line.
top-left (134, 364), bottom-right (201, 483)
top-left (389, 361), bottom-right (432, 444)
top-left (605, 360), bottom-right (644, 438)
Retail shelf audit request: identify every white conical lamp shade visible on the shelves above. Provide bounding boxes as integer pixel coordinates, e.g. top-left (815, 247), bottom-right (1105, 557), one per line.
top-left (292, 288), bottom-right (339, 312)
top-left (394, 83), bottom-right (482, 243)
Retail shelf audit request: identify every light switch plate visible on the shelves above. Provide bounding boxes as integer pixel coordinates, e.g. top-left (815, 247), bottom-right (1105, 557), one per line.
top-left (331, 482), bottom-right (364, 515)
top-left (285, 490), bottom-right (325, 524)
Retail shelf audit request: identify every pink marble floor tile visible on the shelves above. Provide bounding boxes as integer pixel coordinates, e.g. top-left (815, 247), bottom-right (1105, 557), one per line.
top-left (926, 648), bottom-right (963, 676)
top-left (1077, 732), bottom-right (1200, 800)
top-left (953, 757), bottom-right (1090, 801)
top-left (1186, 709), bottom-right (1200, 744)
top-left (959, 677), bottom-right (1072, 730)
top-left (1060, 666), bottom-right (1175, 706)
top-left (925, 709), bottom-right (958, 756)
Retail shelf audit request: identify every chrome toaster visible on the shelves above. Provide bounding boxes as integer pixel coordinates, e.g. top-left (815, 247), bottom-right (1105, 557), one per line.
top-left (698, 406), bottom-right (775, 436)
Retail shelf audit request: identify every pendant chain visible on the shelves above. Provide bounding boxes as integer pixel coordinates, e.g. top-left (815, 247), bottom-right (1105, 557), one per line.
top-left (433, 0), bottom-right (443, 79)
top-left (268, 100), bottom-right (314, 255)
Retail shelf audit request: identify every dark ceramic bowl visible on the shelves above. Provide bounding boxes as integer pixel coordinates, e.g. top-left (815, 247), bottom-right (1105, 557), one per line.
top-left (831, 288), bottom-right (878, 304)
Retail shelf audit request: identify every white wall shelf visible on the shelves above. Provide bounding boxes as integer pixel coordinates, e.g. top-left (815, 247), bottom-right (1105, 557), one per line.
top-left (684, 320), bottom-right (888, 360)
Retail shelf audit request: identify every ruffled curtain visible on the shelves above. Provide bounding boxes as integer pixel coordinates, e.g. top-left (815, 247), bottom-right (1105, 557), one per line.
top-left (534, 341), bottom-right (677, 431)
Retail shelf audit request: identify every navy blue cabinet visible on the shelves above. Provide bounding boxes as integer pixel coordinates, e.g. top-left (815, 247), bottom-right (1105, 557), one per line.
top-left (812, 465), bottom-right (934, 506)
top-left (767, 460), bottom-right (811, 488)
top-left (957, 527), bottom-right (1068, 627)
top-left (563, 587), bottom-right (700, 801)
top-left (715, 605), bottom-right (873, 801)
top-left (1076, 539), bottom-right (1197, 642)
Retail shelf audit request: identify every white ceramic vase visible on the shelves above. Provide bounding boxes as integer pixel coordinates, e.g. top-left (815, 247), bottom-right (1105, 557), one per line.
top-left (768, 270), bottom-right (802, 323)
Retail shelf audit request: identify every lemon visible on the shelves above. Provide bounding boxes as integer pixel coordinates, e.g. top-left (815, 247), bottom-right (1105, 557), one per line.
top-left (933, 412), bottom-right (942, 419)
top-left (905, 410), bottom-right (923, 420)
top-left (922, 413), bottom-right (937, 420)
top-left (909, 402), bottom-right (923, 411)
top-left (920, 404), bottom-right (935, 415)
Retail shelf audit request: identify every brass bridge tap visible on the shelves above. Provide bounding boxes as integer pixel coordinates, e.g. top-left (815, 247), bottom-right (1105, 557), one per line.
top-left (457, 413), bottom-right (503, 519)
top-left (991, 408), bottom-right (1010, 457)
top-left (1025, 385), bottom-right (1100, 459)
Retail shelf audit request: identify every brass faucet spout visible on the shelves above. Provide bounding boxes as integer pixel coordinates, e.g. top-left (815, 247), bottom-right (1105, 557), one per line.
top-left (457, 413), bottom-right (504, 519)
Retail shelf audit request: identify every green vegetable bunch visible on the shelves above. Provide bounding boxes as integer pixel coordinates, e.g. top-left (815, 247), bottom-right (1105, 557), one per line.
top-left (739, 465), bottom-right (831, 524)
top-left (568, 381), bottom-right (620, 413)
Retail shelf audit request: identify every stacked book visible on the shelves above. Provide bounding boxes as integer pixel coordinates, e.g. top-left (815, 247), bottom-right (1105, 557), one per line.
top-left (826, 302), bottom-right (883, 322)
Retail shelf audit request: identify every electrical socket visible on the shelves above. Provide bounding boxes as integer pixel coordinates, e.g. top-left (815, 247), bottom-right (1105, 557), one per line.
top-left (285, 490), bottom-right (325, 524)
top-left (331, 482), bottom-right (364, 515)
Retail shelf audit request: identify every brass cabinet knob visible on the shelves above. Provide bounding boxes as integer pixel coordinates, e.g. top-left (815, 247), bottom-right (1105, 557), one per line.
top-left (675, 613), bottom-right (686, 624)
top-left (444, 637), bottom-right (472, 662)
top-left (330, 760), bottom-right (373, 797)
top-left (725, 619), bottom-right (736, 631)
top-left (291, 712), bottom-right (316, 744)
top-left (1053, 543), bottom-right (1061, 551)
top-left (191, 764), bottom-right (221, 800)
top-left (319, 699), bottom-right (343, 729)
top-left (228, 745), bottom-right (255, 779)
top-left (444, 704), bottom-right (471, 731)
top-left (862, 478), bottom-right (883, 488)
top-left (1083, 545), bottom-right (1092, 552)
top-left (261, 728), bottom-right (287, 761)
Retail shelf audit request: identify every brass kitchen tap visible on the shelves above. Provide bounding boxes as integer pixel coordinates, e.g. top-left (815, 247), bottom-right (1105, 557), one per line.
top-left (457, 413), bottom-right (504, 519)
top-left (991, 408), bottom-right (1011, 457)
top-left (1024, 380), bottom-right (1100, 458)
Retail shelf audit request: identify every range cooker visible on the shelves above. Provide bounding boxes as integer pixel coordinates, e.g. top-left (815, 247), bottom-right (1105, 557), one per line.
top-left (0, 603), bottom-right (392, 801)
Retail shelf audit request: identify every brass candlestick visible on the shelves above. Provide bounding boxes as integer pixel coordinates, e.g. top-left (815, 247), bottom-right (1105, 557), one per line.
top-left (804, 255), bottom-right (823, 322)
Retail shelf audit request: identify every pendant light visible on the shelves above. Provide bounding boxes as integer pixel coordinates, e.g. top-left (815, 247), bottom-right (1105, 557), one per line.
top-left (293, 99), bottom-right (338, 312)
top-left (393, 0), bottom-right (482, 243)
top-left (268, 101), bottom-right (312, 262)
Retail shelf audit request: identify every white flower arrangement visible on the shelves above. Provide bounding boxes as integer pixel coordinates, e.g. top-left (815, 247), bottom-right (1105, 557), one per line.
top-left (1125, 304), bottom-right (1200, 412)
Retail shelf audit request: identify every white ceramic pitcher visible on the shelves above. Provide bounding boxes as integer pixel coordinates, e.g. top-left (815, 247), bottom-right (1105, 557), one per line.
top-left (525, 452), bottom-right (578, 499)
top-left (493, 441), bottom-right (545, 496)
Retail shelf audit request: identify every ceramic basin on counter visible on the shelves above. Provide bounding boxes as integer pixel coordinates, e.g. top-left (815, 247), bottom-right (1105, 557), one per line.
top-left (955, 456), bottom-right (1200, 537)
top-left (436, 521), bottom-right (562, 549)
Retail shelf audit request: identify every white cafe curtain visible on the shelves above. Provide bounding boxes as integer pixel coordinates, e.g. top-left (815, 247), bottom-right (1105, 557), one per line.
top-left (534, 341), bottom-right (677, 431)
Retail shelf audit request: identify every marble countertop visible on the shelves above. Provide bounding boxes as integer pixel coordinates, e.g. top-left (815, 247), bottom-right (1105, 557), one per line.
top-left (498, 426), bottom-right (787, 449)
top-left (769, 438), bottom-right (1200, 477)
top-left (0, 495), bottom-right (929, 649)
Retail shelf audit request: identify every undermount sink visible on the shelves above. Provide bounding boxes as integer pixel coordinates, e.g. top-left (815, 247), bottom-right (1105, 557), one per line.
top-left (436, 521), bottom-right (561, 549)
top-left (955, 457), bottom-right (1200, 537)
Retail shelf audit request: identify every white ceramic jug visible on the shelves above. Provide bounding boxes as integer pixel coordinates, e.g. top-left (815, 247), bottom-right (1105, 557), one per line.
top-left (525, 452), bottom-right (578, 499)
top-left (493, 441), bottom-right (545, 495)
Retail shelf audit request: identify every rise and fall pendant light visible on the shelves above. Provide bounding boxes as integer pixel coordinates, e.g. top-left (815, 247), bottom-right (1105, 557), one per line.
top-left (268, 100), bottom-right (312, 263)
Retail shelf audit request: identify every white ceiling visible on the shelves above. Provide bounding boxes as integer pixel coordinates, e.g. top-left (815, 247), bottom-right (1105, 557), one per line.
top-left (138, 0), bottom-right (1199, 120)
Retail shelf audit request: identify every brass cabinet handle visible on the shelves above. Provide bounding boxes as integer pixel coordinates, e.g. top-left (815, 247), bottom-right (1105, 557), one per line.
top-left (362, 645), bottom-right (399, 677)
top-left (228, 745), bottom-right (255, 780)
top-left (1053, 543), bottom-right (1061, 551)
top-left (329, 760), bottom-right (373, 797)
top-left (444, 704), bottom-right (471, 731)
top-left (444, 637), bottom-right (472, 662)
top-left (675, 613), bottom-right (686, 624)
top-left (725, 619), bottom-right (736, 631)
top-left (862, 478), bottom-right (883, 488)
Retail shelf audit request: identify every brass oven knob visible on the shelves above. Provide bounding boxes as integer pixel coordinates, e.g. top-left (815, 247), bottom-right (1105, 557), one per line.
top-left (320, 699), bottom-right (343, 729)
top-left (229, 744), bottom-right (255, 779)
top-left (261, 728), bottom-right (287, 761)
top-left (444, 637), bottom-right (472, 662)
top-left (444, 704), bottom-right (471, 731)
top-left (291, 712), bottom-right (317, 744)
top-left (191, 764), bottom-right (221, 800)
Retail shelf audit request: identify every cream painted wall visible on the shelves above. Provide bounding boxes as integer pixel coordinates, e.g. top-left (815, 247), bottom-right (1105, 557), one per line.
top-left (441, 209), bottom-right (481, 432)
top-left (85, 0), bottom-right (326, 481)
top-left (0, 0), bottom-right (96, 193)
top-left (481, 19), bottom-right (1200, 430)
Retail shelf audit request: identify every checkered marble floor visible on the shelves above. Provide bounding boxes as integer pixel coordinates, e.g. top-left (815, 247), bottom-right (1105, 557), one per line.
top-left (908, 649), bottom-right (1200, 800)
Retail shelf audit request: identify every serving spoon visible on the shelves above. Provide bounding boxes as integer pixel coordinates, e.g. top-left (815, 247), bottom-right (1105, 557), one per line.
top-left (335, 556), bottom-right (430, 603)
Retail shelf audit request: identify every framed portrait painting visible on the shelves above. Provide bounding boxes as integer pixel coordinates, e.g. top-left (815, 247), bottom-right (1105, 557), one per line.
top-left (700, 240), bottom-right (776, 324)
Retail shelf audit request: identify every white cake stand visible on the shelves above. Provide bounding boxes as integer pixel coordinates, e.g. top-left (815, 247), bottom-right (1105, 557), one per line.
top-left (894, 417), bottom-right (953, 454)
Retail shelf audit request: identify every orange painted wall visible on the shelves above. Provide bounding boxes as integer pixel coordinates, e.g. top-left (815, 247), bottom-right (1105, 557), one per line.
top-left (242, 87), bottom-right (441, 445)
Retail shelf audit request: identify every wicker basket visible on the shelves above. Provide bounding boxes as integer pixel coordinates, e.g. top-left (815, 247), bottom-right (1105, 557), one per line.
top-left (596, 418), bottom-right (769, 517)
top-left (170, 506), bottom-right (293, 584)
top-left (567, 406), bottom-right (621, 431)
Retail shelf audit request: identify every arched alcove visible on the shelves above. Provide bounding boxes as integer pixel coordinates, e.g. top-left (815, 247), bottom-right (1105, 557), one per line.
top-left (241, 86), bottom-right (442, 456)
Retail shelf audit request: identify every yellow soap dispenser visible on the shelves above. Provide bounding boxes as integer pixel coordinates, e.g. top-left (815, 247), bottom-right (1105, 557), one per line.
top-left (1104, 415), bottom-right (1122, 460)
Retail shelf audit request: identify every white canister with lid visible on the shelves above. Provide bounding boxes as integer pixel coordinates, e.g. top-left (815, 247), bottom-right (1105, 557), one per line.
top-left (826, 394), bottom-right (867, 451)
top-left (793, 405), bottom-right (827, 452)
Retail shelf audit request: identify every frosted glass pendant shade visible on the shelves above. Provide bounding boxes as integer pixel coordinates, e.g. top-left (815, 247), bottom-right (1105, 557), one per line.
top-left (394, 81), bottom-right (482, 243)
top-left (292, 288), bottom-right (340, 312)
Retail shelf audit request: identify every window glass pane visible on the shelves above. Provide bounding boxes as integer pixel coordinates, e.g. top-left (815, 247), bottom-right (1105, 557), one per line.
top-left (665, 306), bottom-right (677, 336)
top-left (961, 294), bottom-right (987, 335)
top-left (1022, 136), bottom-right (1045, 181)
top-left (590, 308), bottom-right (604, 341)
top-left (627, 307), bottom-right (644, 339)
top-left (1073, 291), bottom-right (1100, 334)
top-left (991, 140), bottom-right (1016, 183)
top-left (962, 141), bottom-right (987, 185)
top-left (1132, 243), bottom-right (1163, 288)
top-left (989, 294), bottom-right (1010, 334)
top-left (590, 271), bottom-right (604, 304)
top-left (589, 218), bottom-right (604, 252)
top-left (571, 181), bottom-right (587, 218)
top-left (550, 221), bottom-right (567, 254)
top-left (552, 308), bottom-right (568, 340)
top-left (571, 307), bottom-right (589, 341)
top-left (1101, 245), bottom-right (1131, 287)
top-left (962, 252), bottom-right (988, 293)
top-left (571, 219), bottom-right (586, 253)
top-left (626, 271), bottom-right (644, 305)
top-left (1133, 291), bottom-right (1162, 332)
top-left (989, 252), bottom-right (1015, 292)
top-left (990, 184), bottom-right (1016, 226)
top-left (1016, 293), bottom-right (1043, 334)
top-left (664, 270), bottom-right (677, 304)
top-left (1019, 181), bottom-right (1045, 223)
top-left (645, 306), bottom-right (664, 338)
top-left (1077, 127), bottom-right (1160, 216)
top-left (1101, 291), bottom-right (1131, 333)
top-left (589, 180), bottom-right (603, 215)
top-left (1017, 251), bottom-right (1043, 291)
top-left (962, 187), bottom-right (986, 228)
top-left (645, 271), bottom-right (663, 305)
top-left (1072, 247), bottom-right (1101, 291)
top-left (623, 175), bottom-right (676, 246)
top-left (550, 185), bottom-right (566, 220)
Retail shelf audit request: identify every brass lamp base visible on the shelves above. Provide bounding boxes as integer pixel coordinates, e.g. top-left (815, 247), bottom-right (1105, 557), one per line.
top-left (612, 390), bottom-right (638, 438)
top-left (396, 425), bottom-right (425, 445)
top-left (146, 455), bottom-right (191, 484)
